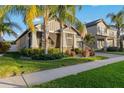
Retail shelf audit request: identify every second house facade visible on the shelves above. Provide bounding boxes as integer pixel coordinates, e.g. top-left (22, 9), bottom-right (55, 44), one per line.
top-left (86, 19), bottom-right (117, 49)
top-left (15, 19), bottom-right (82, 51)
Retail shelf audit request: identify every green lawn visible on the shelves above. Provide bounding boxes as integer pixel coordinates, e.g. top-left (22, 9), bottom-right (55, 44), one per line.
top-left (33, 61), bottom-right (124, 88)
top-left (107, 51), bottom-right (124, 55)
top-left (0, 52), bottom-right (107, 78)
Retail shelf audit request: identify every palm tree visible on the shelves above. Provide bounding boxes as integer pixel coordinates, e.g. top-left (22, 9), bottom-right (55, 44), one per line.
top-left (7, 5), bottom-right (58, 54)
top-left (36, 6), bottom-right (58, 54)
top-left (0, 6), bottom-right (37, 36)
top-left (0, 6), bottom-right (21, 41)
top-left (55, 5), bottom-right (75, 53)
top-left (75, 21), bottom-right (87, 50)
top-left (54, 5), bottom-right (78, 53)
top-left (107, 8), bottom-right (124, 50)
top-left (84, 33), bottom-right (95, 48)
top-left (0, 19), bottom-right (21, 41)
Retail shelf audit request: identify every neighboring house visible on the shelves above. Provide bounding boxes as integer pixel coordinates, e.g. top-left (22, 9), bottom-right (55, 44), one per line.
top-left (86, 19), bottom-right (117, 49)
top-left (15, 19), bottom-right (82, 51)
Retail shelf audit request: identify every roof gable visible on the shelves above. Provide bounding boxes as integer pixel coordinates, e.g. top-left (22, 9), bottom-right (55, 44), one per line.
top-left (86, 19), bottom-right (108, 28)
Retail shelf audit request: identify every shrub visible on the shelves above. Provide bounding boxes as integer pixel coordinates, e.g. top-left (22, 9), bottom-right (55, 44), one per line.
top-left (74, 48), bottom-right (82, 54)
top-left (107, 47), bottom-right (119, 52)
top-left (48, 48), bottom-right (60, 54)
top-left (82, 47), bottom-right (95, 57)
top-left (20, 48), bottom-right (44, 57)
top-left (20, 48), bottom-right (61, 57)
top-left (82, 49), bottom-right (90, 57)
top-left (70, 51), bottom-right (76, 56)
top-left (20, 48), bottom-right (65, 60)
top-left (0, 42), bottom-right (10, 53)
top-left (65, 49), bottom-right (71, 56)
top-left (89, 49), bottom-right (95, 56)
top-left (0, 65), bottom-right (20, 78)
top-left (32, 53), bottom-right (65, 60)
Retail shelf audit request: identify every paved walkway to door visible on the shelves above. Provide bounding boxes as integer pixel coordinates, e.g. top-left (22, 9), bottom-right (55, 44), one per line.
top-left (0, 53), bottom-right (124, 88)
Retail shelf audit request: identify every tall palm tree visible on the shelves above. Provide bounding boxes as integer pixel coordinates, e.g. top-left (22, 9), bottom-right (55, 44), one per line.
top-left (37, 6), bottom-right (58, 54)
top-left (8, 5), bottom-right (57, 54)
top-left (55, 5), bottom-right (83, 53)
top-left (0, 5), bottom-right (39, 49)
top-left (107, 8), bottom-right (124, 50)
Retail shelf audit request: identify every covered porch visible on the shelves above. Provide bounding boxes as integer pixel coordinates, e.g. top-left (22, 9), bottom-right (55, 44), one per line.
top-left (96, 35), bottom-right (116, 49)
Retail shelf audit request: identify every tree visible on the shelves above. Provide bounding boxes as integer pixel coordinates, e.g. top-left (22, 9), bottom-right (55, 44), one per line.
top-left (0, 18), bottom-right (21, 41)
top-left (84, 33), bottom-right (95, 48)
top-left (75, 21), bottom-right (87, 50)
top-left (37, 6), bottom-right (58, 54)
top-left (54, 5), bottom-right (75, 53)
top-left (107, 8), bottom-right (124, 50)
top-left (55, 5), bottom-right (82, 53)
top-left (5, 5), bottom-right (58, 54)
top-left (0, 6), bottom-right (21, 41)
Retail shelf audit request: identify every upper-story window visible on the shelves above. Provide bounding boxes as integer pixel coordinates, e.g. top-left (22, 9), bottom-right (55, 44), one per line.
top-left (97, 26), bottom-right (106, 35)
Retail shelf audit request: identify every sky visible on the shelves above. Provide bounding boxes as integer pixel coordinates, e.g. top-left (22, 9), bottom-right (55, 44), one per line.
top-left (4, 5), bottom-right (124, 41)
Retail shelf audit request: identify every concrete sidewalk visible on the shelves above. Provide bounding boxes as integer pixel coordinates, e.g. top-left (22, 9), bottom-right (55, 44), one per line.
top-left (0, 55), bottom-right (124, 88)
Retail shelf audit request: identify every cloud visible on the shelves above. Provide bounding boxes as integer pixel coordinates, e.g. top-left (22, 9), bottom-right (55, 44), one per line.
top-left (34, 18), bottom-right (41, 22)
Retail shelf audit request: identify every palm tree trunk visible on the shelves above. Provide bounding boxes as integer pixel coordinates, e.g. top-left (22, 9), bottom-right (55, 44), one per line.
top-left (117, 28), bottom-right (123, 50)
top-left (43, 6), bottom-right (49, 54)
top-left (44, 18), bottom-right (49, 54)
top-left (81, 38), bottom-right (85, 50)
top-left (60, 21), bottom-right (64, 53)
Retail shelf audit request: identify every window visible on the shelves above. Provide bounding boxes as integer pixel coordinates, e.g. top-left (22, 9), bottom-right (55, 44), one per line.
top-left (97, 26), bottom-right (106, 35)
top-left (77, 41), bottom-right (82, 48)
top-left (66, 33), bottom-right (74, 48)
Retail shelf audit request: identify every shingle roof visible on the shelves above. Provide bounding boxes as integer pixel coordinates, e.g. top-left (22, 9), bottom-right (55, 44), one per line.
top-left (86, 19), bottom-right (108, 27)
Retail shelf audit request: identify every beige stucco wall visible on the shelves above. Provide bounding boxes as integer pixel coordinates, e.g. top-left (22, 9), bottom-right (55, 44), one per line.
top-left (107, 29), bottom-right (117, 47)
top-left (97, 21), bottom-right (107, 36)
top-left (16, 32), bottom-right (29, 50)
top-left (63, 27), bottom-right (81, 49)
top-left (48, 20), bottom-right (61, 32)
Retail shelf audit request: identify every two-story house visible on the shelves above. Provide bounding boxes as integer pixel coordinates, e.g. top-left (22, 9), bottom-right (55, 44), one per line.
top-left (86, 19), bottom-right (117, 49)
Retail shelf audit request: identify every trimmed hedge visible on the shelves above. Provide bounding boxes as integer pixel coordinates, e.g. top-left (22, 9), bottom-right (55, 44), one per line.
top-left (32, 53), bottom-right (65, 60)
top-left (0, 42), bottom-right (10, 53)
top-left (20, 48), bottom-right (65, 60)
top-left (20, 48), bottom-right (44, 57)
top-left (48, 48), bottom-right (60, 54)
top-left (107, 47), bottom-right (119, 52)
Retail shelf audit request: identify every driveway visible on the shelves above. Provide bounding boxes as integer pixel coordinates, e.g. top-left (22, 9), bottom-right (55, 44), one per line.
top-left (0, 53), bottom-right (124, 88)
top-left (95, 52), bottom-right (121, 58)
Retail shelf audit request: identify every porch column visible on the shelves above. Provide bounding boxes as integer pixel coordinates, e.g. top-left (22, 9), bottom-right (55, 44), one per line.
top-left (104, 37), bottom-right (107, 51)
top-left (113, 38), bottom-right (117, 47)
top-left (31, 31), bottom-right (38, 48)
top-left (63, 32), bottom-right (67, 51)
top-left (73, 34), bottom-right (77, 48)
